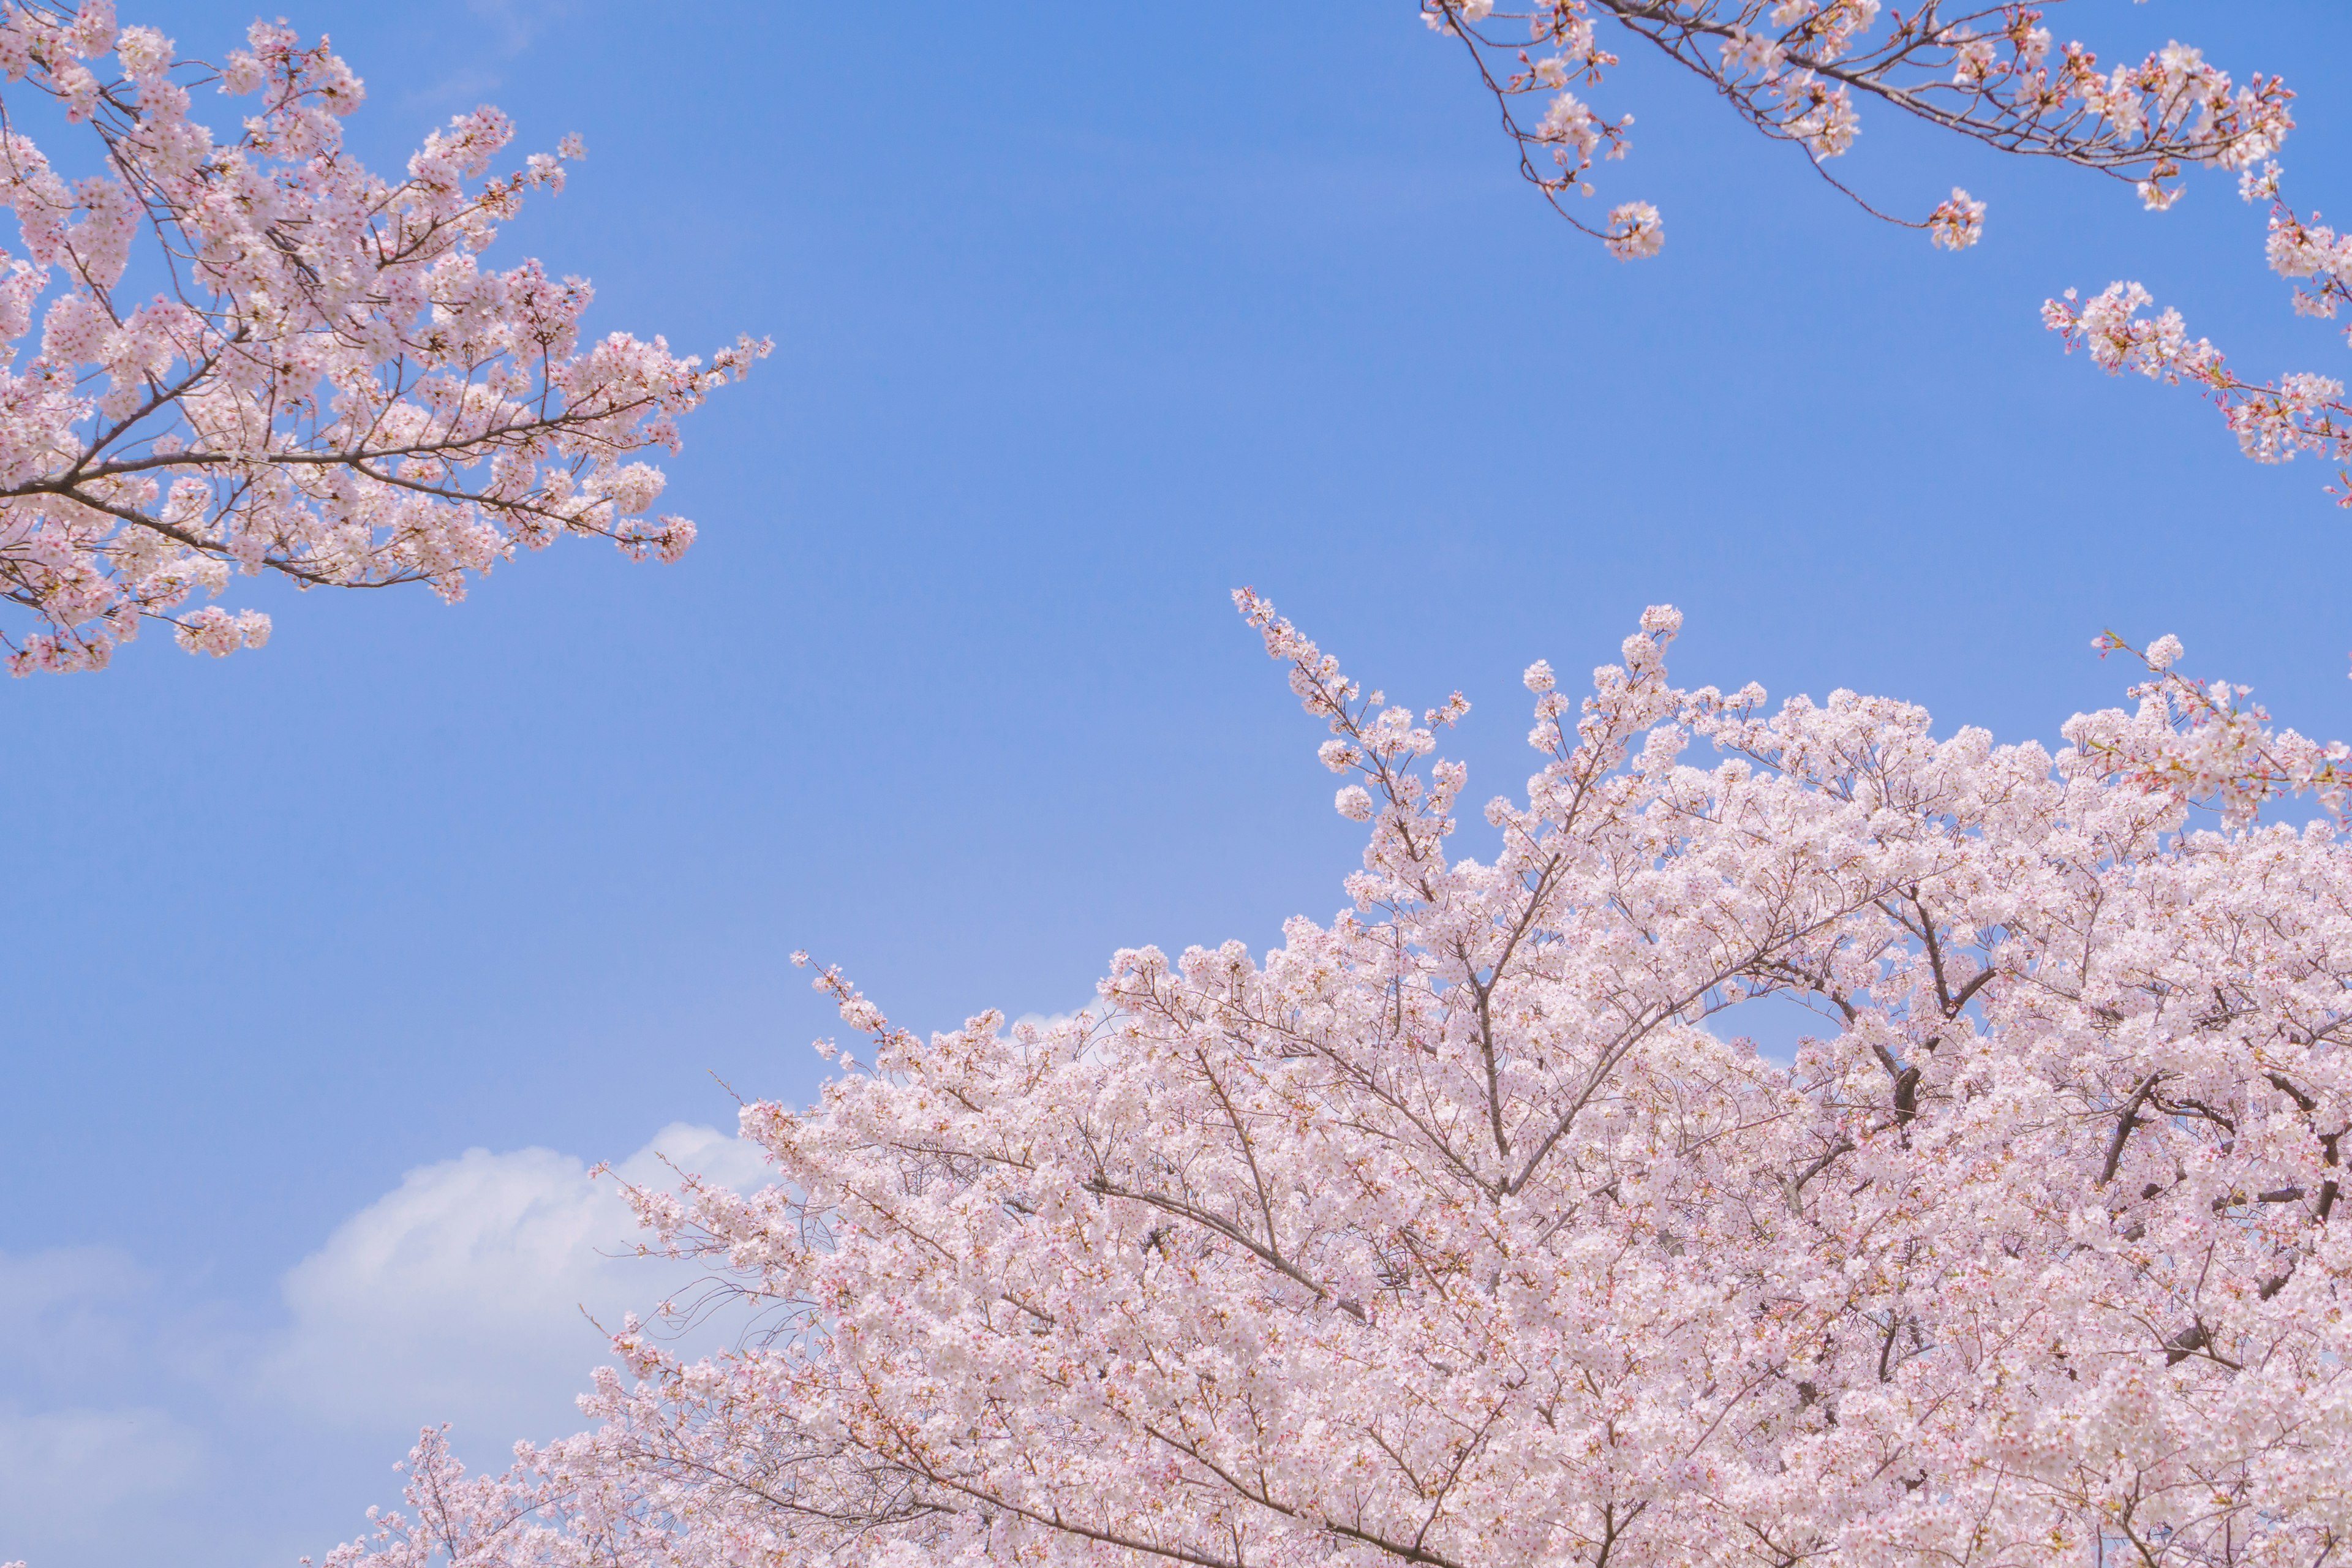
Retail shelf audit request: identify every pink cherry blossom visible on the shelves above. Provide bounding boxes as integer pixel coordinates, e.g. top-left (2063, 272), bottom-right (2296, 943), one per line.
top-left (2048, 169), bottom-right (2352, 506)
top-left (0, 4), bottom-right (768, 675)
top-left (1423, 2), bottom-right (2290, 253)
top-left (1602, 199), bottom-right (1661, 260)
top-left (323, 592), bottom-right (2352, 1568)
top-left (1926, 187), bottom-right (1985, 252)
top-left (2075, 627), bottom-right (2352, 829)
top-left (1422, 6), bottom-right (2352, 506)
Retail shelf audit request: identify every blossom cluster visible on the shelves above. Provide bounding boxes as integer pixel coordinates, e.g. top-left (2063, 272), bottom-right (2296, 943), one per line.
top-left (2047, 168), bottom-right (2352, 504)
top-left (2070, 628), bottom-right (2352, 827)
top-left (1422, 1), bottom-right (2291, 255)
top-left (0, 2), bottom-right (767, 674)
top-left (323, 595), bottom-right (2352, 1567)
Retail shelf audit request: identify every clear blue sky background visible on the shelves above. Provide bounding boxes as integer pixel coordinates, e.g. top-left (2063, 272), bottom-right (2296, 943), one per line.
top-left (6, 2), bottom-right (2351, 1562)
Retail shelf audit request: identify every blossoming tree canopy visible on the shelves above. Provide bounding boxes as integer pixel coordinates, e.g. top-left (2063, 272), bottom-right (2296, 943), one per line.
top-left (0, 4), bottom-right (767, 675)
top-left (328, 592), bottom-right (2352, 1567)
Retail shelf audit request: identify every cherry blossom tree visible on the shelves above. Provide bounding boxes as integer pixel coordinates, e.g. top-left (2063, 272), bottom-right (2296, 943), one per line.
top-left (0, 2), bottom-right (765, 674)
top-left (322, 593), bottom-right (2352, 1568)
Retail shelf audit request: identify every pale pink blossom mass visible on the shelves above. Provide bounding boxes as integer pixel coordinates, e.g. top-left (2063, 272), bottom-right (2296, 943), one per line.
top-left (316, 592), bottom-right (2352, 1568)
top-left (0, 4), bottom-right (766, 674)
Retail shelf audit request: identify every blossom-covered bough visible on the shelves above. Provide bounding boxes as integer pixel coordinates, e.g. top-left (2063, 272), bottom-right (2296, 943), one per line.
top-left (329, 594), bottom-right (2352, 1568)
top-left (1421, 5), bottom-right (2352, 505)
top-left (2046, 178), bottom-right (2352, 507)
top-left (1419, 2), bottom-right (2291, 255)
top-left (0, 2), bottom-right (765, 674)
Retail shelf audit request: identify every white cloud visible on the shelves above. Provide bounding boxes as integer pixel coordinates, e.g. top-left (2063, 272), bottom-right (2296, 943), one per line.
top-left (0, 1243), bottom-right (146, 1314)
top-left (259, 1122), bottom-right (774, 1443)
top-left (0, 1403), bottom-right (208, 1555)
top-left (398, 0), bottom-right (580, 110)
top-left (0, 1248), bottom-right (213, 1559)
top-left (405, 66), bottom-right (507, 111)
top-left (464, 0), bottom-right (577, 53)
top-left (1009, 998), bottom-right (1105, 1034)
top-left (0, 1124), bottom-right (778, 1565)
top-left (0, 1246), bottom-right (151, 1383)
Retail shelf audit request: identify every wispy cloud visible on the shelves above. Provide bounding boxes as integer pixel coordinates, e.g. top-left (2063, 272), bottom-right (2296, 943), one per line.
top-left (1009, 995), bottom-right (1107, 1035)
top-left (0, 1403), bottom-right (209, 1554)
top-left (0, 1121), bottom-right (775, 1564)
top-left (260, 1123), bottom-right (771, 1438)
top-left (401, 0), bottom-right (580, 115)
top-left (465, 0), bottom-right (578, 55)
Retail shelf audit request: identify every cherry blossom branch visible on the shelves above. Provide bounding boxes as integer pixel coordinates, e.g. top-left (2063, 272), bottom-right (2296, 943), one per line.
top-left (1423, 1), bottom-right (2290, 257)
top-left (2048, 170), bottom-right (2352, 507)
top-left (0, 4), bottom-right (772, 674)
top-left (2067, 627), bottom-right (2352, 825)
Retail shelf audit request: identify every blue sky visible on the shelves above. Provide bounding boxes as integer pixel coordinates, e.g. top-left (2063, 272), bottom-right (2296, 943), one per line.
top-left (5, 2), bottom-right (2351, 1562)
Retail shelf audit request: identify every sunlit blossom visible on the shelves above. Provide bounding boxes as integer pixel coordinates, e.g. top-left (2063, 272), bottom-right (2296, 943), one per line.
top-left (324, 594), bottom-right (2352, 1568)
top-left (0, 6), bottom-right (767, 674)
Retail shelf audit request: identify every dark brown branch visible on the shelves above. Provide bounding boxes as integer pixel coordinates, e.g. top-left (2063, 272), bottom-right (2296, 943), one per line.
top-left (2098, 1072), bottom-right (2165, 1189)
